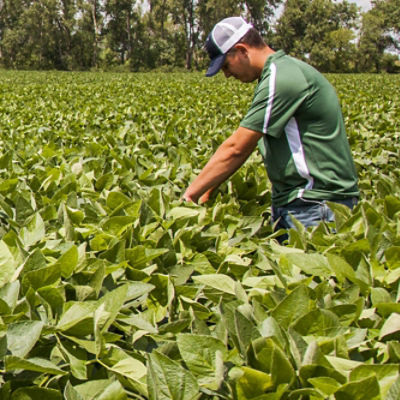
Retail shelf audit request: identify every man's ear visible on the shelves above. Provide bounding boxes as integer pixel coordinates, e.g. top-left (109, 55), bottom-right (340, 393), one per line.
top-left (233, 43), bottom-right (249, 57)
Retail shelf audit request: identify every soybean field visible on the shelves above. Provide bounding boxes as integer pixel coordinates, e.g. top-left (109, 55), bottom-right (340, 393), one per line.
top-left (0, 70), bottom-right (399, 399)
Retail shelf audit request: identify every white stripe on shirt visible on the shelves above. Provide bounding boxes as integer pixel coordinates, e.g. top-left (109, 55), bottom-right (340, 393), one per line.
top-left (285, 117), bottom-right (314, 195)
top-left (262, 63), bottom-right (277, 134)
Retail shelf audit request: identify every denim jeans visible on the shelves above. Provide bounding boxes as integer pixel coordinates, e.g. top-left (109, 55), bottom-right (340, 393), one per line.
top-left (271, 197), bottom-right (358, 243)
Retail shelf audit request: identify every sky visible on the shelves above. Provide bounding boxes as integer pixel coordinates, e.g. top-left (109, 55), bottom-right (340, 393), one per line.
top-left (351, 0), bottom-right (372, 11)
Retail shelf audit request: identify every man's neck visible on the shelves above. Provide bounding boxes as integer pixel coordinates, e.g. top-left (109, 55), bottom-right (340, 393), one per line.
top-left (253, 46), bottom-right (275, 77)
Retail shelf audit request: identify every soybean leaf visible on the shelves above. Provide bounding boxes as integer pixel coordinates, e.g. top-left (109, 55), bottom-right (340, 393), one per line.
top-left (147, 351), bottom-right (199, 400)
top-left (20, 213), bottom-right (45, 247)
top-left (5, 356), bottom-right (67, 375)
top-left (192, 274), bottom-right (236, 295)
top-left (6, 320), bottom-right (43, 358)
top-left (10, 387), bottom-right (63, 400)
top-left (0, 240), bottom-right (17, 287)
top-left (334, 375), bottom-right (380, 400)
top-left (72, 379), bottom-right (127, 400)
top-left (177, 333), bottom-right (228, 381)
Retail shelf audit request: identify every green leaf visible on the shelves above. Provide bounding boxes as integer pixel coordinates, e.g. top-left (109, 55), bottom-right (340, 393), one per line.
top-left (126, 245), bottom-right (168, 269)
top-left (96, 284), bottom-right (128, 333)
top-left (101, 216), bottom-right (136, 235)
top-left (0, 240), bottom-right (17, 287)
top-left (258, 317), bottom-right (287, 350)
top-left (327, 253), bottom-right (356, 283)
top-left (53, 245), bottom-right (79, 278)
top-left (235, 308), bottom-right (259, 356)
top-left (0, 281), bottom-right (20, 312)
top-left (350, 364), bottom-right (399, 398)
top-left (384, 195), bottom-right (400, 219)
top-left (376, 303), bottom-right (400, 318)
top-left (248, 337), bottom-right (295, 387)
top-left (147, 351), bottom-right (199, 400)
top-left (385, 246), bottom-right (400, 269)
top-left (10, 387), bottom-right (62, 400)
top-left (72, 380), bottom-right (127, 400)
top-left (66, 206), bottom-right (85, 225)
top-left (57, 301), bottom-right (97, 335)
top-left (5, 356), bottom-right (67, 375)
top-left (271, 285), bottom-right (314, 329)
top-left (379, 313), bottom-right (400, 340)
top-left (126, 281), bottom-right (155, 300)
top-left (189, 253), bottom-right (216, 275)
top-left (20, 213), bottom-right (45, 247)
top-left (95, 381), bottom-right (128, 400)
top-left (6, 320), bottom-right (43, 358)
top-left (192, 274), bottom-right (236, 295)
top-left (230, 366), bottom-right (274, 399)
top-left (58, 340), bottom-right (88, 380)
top-left (167, 207), bottom-right (200, 220)
top-left (64, 382), bottom-right (84, 400)
top-left (38, 286), bottom-right (65, 316)
top-left (371, 287), bottom-right (392, 305)
top-left (334, 375), bottom-right (380, 400)
top-left (0, 150), bottom-right (12, 170)
top-left (288, 387), bottom-right (325, 399)
top-left (308, 376), bottom-right (341, 395)
top-left (292, 309), bottom-right (342, 336)
top-left (325, 356), bottom-right (361, 377)
top-left (285, 253), bottom-right (331, 277)
top-left (177, 333), bottom-right (227, 380)
top-left (0, 178), bottom-right (18, 194)
top-left (386, 377), bottom-right (400, 400)
top-left (106, 191), bottom-right (132, 210)
top-left (22, 263), bottom-right (61, 290)
top-left (109, 356), bottom-right (147, 381)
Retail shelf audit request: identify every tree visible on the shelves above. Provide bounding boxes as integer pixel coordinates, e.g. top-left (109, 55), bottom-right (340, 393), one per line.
top-left (357, 0), bottom-right (399, 72)
top-left (3, 0), bottom-right (397, 72)
top-left (146, 0), bottom-right (185, 69)
top-left (374, 0), bottom-right (400, 35)
top-left (273, 0), bottom-right (359, 72)
top-left (371, 0), bottom-right (399, 54)
top-left (0, 0), bottom-right (72, 69)
top-left (272, 0), bottom-right (309, 57)
top-left (168, 0), bottom-right (198, 70)
top-left (244, 0), bottom-right (283, 35)
top-left (104, 0), bottom-right (136, 65)
top-left (74, 0), bottom-right (104, 69)
top-left (327, 28), bottom-right (356, 72)
top-left (357, 11), bottom-right (388, 71)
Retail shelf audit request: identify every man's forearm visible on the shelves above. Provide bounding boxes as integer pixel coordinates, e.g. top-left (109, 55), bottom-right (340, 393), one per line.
top-left (183, 146), bottom-right (246, 202)
top-left (183, 128), bottom-right (262, 203)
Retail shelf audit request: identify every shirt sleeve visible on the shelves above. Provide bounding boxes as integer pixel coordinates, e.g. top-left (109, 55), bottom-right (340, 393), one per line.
top-left (240, 61), bottom-right (309, 138)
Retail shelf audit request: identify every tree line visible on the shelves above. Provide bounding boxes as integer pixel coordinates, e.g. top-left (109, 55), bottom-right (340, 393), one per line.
top-left (0, 0), bottom-right (398, 73)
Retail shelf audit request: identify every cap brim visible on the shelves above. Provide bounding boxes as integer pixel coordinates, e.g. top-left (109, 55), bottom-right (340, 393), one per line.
top-left (206, 53), bottom-right (226, 77)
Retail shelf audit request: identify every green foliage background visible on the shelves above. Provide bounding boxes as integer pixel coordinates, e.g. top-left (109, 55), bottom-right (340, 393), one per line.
top-left (0, 0), bottom-right (399, 73)
top-left (0, 71), bottom-right (399, 399)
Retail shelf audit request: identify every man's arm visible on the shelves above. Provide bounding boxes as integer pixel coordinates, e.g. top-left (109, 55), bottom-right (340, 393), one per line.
top-left (183, 127), bottom-right (263, 203)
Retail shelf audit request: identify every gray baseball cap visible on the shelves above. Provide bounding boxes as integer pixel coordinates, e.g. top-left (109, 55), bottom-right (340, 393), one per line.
top-left (204, 17), bottom-right (253, 77)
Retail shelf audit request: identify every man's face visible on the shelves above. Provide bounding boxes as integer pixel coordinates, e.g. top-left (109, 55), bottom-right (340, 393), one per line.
top-left (221, 46), bottom-right (257, 83)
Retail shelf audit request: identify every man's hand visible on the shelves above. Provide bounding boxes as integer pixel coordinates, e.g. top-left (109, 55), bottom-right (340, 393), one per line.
top-left (182, 191), bottom-right (196, 203)
top-left (199, 187), bottom-right (214, 203)
top-left (182, 187), bottom-right (214, 204)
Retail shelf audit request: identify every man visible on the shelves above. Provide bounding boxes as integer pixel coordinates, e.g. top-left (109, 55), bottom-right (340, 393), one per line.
top-left (183, 16), bottom-right (359, 241)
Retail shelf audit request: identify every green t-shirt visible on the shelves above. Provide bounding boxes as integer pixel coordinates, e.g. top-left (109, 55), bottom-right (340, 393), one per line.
top-left (240, 50), bottom-right (359, 207)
